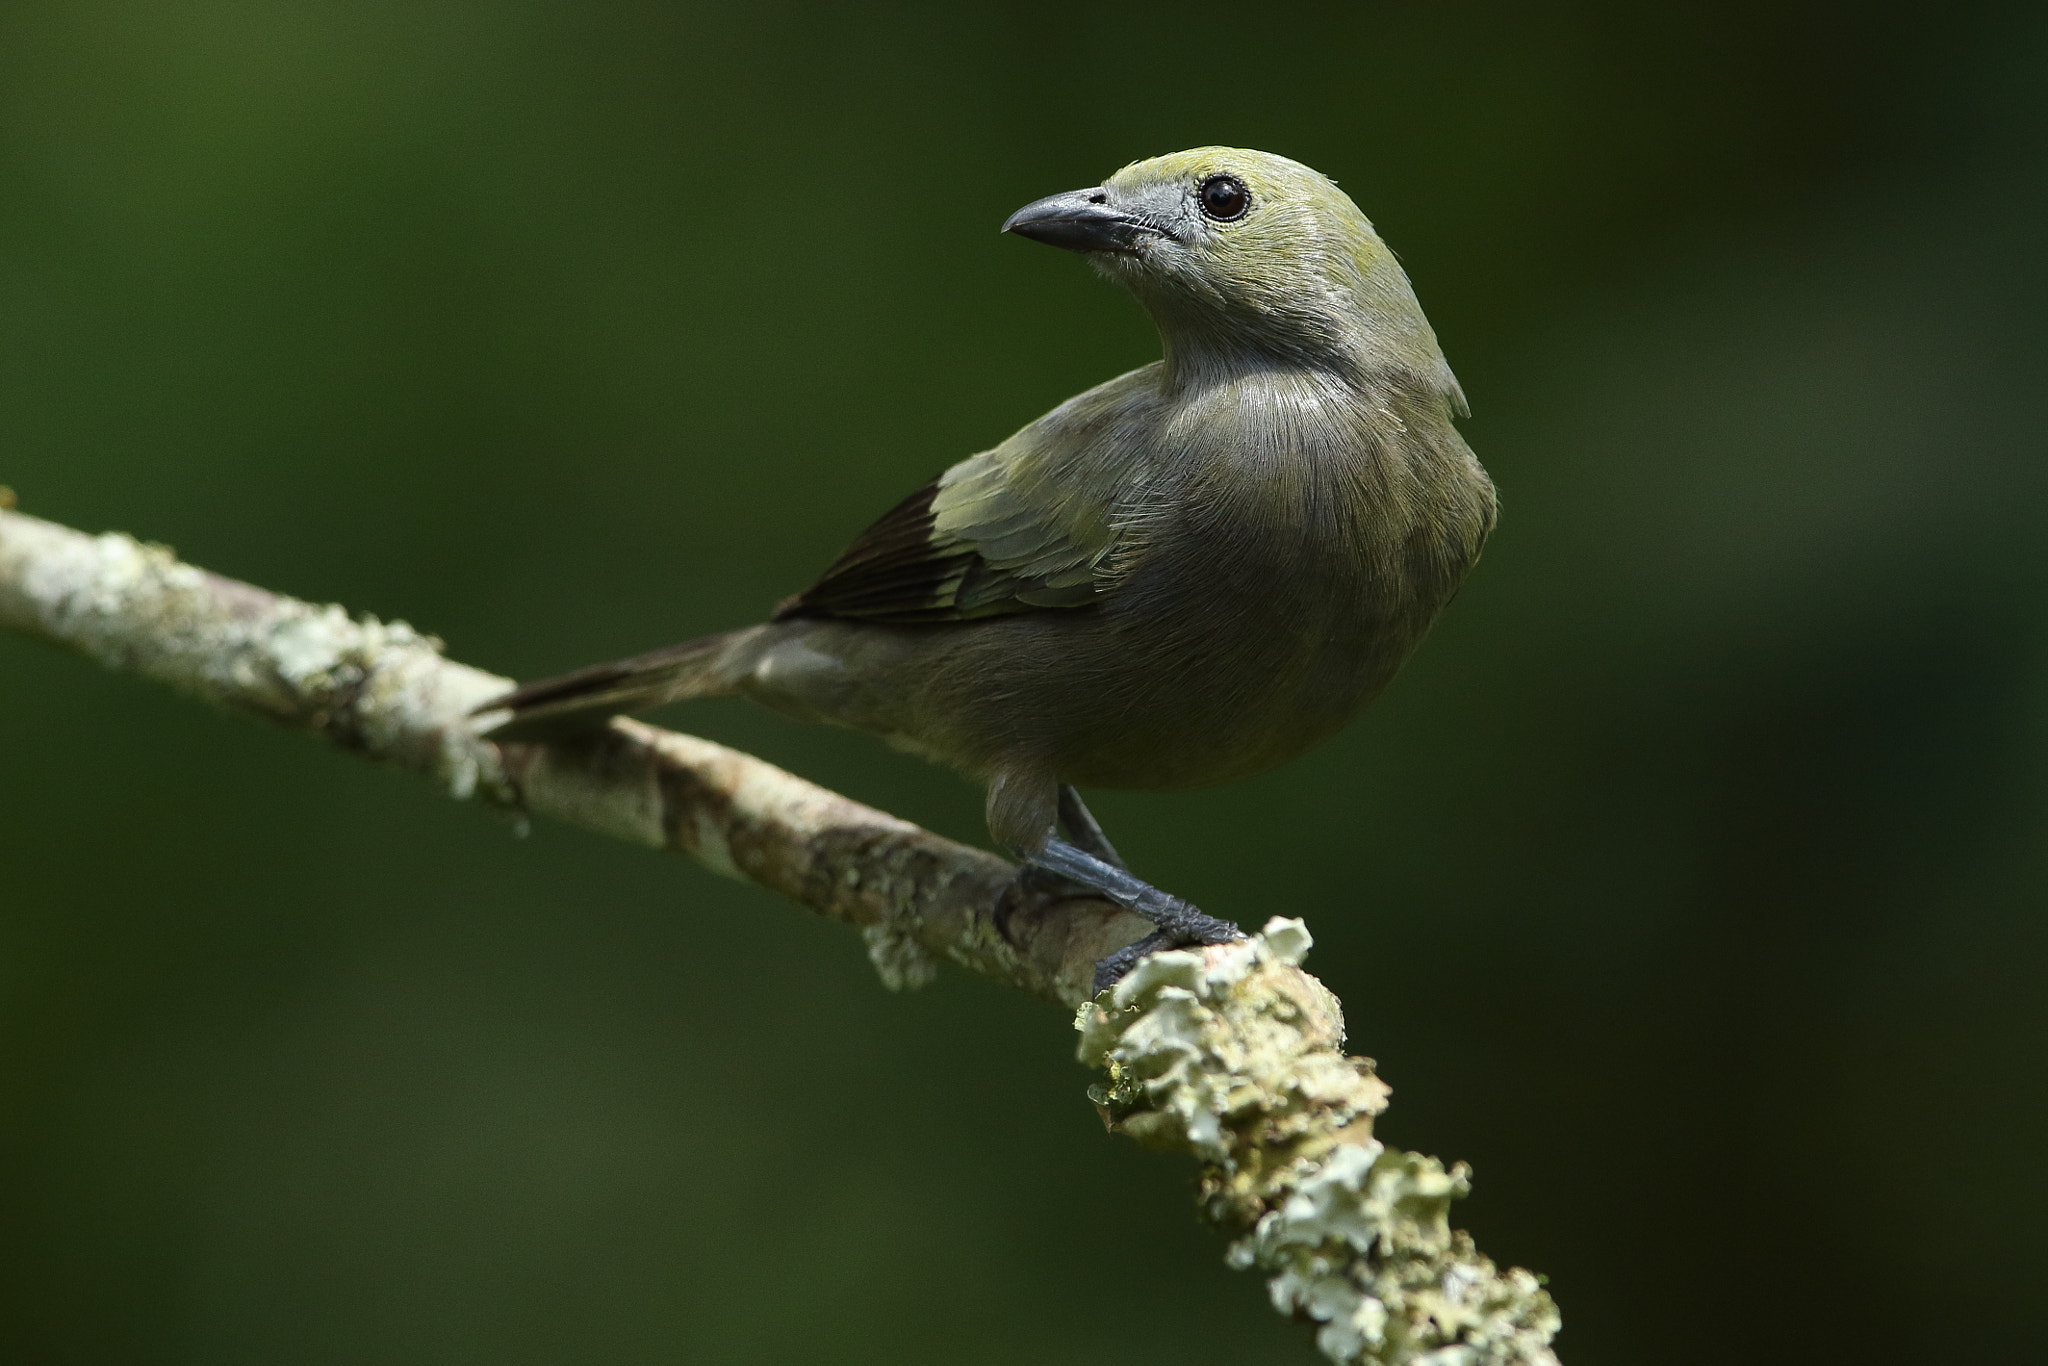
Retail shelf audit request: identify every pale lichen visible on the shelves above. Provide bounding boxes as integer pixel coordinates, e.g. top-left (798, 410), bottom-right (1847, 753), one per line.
top-left (1077, 919), bottom-right (1560, 1366)
top-left (0, 520), bottom-right (507, 803)
top-left (861, 918), bottom-right (938, 991)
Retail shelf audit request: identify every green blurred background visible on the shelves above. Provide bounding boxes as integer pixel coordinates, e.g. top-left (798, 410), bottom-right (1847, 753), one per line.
top-left (3, 2), bottom-right (2043, 1361)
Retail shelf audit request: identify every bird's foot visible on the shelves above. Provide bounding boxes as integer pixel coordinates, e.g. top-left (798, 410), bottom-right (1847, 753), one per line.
top-left (1020, 835), bottom-right (1244, 990)
top-left (1136, 893), bottom-right (1243, 948)
top-left (1092, 931), bottom-right (1179, 994)
top-left (1089, 895), bottom-right (1242, 993)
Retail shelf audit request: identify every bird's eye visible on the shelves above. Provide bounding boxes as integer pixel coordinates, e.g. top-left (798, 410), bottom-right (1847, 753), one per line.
top-left (1198, 174), bottom-right (1250, 222)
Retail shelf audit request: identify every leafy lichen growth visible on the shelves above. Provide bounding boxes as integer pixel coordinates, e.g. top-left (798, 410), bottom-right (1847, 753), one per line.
top-left (1076, 920), bottom-right (1560, 1365)
top-left (862, 918), bottom-right (938, 991)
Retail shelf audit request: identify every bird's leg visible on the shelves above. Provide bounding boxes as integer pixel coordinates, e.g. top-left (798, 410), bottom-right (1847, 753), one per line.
top-left (1030, 838), bottom-right (1242, 945)
top-left (1056, 785), bottom-right (1125, 868)
top-left (993, 786), bottom-right (1126, 943)
top-left (987, 775), bottom-right (1240, 986)
top-left (1025, 837), bottom-right (1244, 993)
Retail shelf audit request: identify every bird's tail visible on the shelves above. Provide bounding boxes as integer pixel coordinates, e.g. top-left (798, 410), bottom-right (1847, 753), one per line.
top-left (473, 628), bottom-right (761, 742)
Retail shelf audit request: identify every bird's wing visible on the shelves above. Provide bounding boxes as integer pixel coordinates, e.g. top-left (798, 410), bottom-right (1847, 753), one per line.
top-left (774, 364), bottom-right (1169, 624)
top-left (771, 447), bottom-right (1120, 623)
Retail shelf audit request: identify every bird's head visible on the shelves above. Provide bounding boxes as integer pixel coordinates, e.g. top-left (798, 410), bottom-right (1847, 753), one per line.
top-left (1004, 147), bottom-right (1457, 397)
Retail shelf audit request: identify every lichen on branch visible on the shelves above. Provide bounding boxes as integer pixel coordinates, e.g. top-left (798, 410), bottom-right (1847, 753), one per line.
top-left (0, 505), bottom-right (1561, 1365)
top-left (1079, 920), bottom-right (1559, 1365)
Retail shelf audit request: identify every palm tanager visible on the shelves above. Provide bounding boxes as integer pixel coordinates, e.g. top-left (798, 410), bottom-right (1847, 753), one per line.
top-left (479, 147), bottom-right (1497, 987)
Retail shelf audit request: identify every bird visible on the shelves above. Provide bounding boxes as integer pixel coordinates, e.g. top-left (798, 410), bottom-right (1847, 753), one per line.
top-left (477, 147), bottom-right (1497, 989)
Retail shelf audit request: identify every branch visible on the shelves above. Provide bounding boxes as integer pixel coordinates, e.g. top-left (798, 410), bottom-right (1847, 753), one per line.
top-left (0, 501), bottom-right (1560, 1366)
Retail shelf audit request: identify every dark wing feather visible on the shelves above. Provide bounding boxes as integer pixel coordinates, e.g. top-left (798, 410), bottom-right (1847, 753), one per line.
top-left (773, 460), bottom-right (1116, 624)
top-left (773, 482), bottom-right (978, 622)
top-left (774, 366), bottom-right (1166, 624)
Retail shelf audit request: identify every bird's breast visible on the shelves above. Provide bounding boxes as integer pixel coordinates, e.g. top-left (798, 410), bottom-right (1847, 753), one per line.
top-left (1064, 397), bottom-right (1490, 788)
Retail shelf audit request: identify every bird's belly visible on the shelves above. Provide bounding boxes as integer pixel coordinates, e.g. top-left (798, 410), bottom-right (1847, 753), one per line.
top-left (775, 525), bottom-right (1460, 794)
top-left (1047, 581), bottom-right (1414, 791)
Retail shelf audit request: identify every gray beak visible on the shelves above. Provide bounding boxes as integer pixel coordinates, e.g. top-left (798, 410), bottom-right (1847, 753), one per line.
top-left (1001, 188), bottom-right (1155, 254)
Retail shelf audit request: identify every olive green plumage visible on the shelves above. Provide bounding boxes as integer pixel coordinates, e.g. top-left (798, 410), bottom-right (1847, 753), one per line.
top-left (485, 147), bottom-right (1495, 859)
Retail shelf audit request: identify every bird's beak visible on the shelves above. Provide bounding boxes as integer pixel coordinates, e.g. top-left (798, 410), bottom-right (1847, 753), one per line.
top-left (1001, 188), bottom-right (1155, 254)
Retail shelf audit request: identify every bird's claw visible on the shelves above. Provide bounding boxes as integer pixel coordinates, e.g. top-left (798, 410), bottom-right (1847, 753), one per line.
top-left (1148, 895), bottom-right (1243, 947)
top-left (1092, 931), bottom-right (1179, 994)
top-left (1089, 899), bottom-right (1245, 993)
